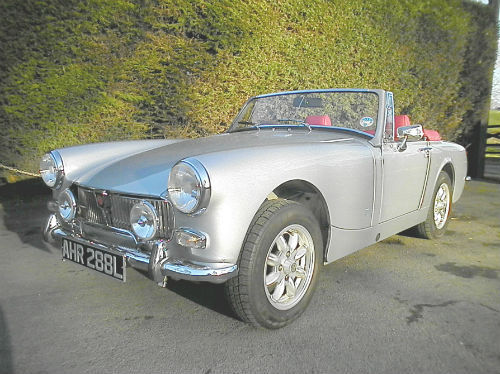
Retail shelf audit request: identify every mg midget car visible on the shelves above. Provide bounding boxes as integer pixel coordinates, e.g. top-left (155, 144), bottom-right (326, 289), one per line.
top-left (41, 89), bottom-right (467, 329)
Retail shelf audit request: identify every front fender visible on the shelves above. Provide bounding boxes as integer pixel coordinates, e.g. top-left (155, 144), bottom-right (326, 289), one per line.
top-left (173, 140), bottom-right (374, 265)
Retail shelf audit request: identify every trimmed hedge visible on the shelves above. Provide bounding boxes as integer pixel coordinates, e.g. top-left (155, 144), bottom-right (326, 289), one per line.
top-left (0, 0), bottom-right (497, 179)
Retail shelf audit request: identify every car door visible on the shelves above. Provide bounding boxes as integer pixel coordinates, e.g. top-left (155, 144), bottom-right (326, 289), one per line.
top-left (379, 138), bottom-right (430, 222)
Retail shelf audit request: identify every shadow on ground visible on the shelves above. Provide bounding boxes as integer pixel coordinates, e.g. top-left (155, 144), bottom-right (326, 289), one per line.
top-left (0, 179), bottom-right (52, 252)
top-left (165, 279), bottom-right (238, 320)
top-left (0, 305), bottom-right (13, 374)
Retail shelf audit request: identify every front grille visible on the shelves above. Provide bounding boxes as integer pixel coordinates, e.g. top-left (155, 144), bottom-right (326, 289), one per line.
top-left (78, 187), bottom-right (107, 225)
top-left (76, 186), bottom-right (174, 240)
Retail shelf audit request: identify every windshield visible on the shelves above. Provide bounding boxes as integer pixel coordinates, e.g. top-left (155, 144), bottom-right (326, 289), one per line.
top-left (230, 91), bottom-right (379, 136)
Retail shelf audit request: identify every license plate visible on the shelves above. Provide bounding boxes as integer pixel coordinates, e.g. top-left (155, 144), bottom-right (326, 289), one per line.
top-left (62, 238), bottom-right (126, 281)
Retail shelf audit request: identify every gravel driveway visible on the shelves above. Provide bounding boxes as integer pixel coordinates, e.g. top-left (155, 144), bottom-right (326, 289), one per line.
top-left (0, 179), bottom-right (499, 374)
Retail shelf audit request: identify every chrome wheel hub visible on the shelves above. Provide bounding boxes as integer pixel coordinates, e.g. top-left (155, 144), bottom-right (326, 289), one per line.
top-left (264, 224), bottom-right (315, 310)
top-left (433, 183), bottom-right (450, 230)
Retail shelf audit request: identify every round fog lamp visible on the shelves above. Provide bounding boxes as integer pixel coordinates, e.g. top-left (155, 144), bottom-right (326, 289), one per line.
top-left (57, 189), bottom-right (76, 222)
top-left (130, 201), bottom-right (158, 240)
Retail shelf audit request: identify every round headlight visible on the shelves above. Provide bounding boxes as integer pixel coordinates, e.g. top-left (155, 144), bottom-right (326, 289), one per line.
top-left (57, 189), bottom-right (76, 222)
top-left (130, 201), bottom-right (158, 240)
top-left (40, 151), bottom-right (64, 188)
top-left (167, 159), bottom-right (210, 214)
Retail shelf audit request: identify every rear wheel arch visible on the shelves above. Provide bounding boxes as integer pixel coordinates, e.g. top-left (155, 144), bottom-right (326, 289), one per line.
top-left (441, 162), bottom-right (455, 193)
top-left (416, 171), bottom-right (453, 239)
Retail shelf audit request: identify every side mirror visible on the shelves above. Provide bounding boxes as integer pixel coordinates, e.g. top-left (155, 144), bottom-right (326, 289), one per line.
top-left (396, 125), bottom-right (424, 152)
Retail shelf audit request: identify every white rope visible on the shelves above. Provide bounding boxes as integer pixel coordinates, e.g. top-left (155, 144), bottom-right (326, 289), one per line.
top-left (0, 163), bottom-right (40, 178)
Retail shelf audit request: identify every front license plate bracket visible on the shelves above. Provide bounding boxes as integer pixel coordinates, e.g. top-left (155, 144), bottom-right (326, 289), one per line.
top-left (61, 238), bottom-right (126, 282)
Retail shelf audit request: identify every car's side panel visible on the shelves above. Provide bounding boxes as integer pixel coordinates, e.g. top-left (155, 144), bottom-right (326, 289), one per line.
top-left (417, 141), bottom-right (467, 211)
top-left (318, 141), bottom-right (375, 229)
top-left (325, 208), bottom-right (429, 263)
top-left (172, 138), bottom-right (375, 265)
top-left (379, 140), bottom-right (430, 222)
top-left (324, 140), bottom-right (466, 264)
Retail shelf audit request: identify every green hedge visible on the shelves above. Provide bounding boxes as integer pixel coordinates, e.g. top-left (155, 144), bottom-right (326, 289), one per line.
top-left (0, 0), bottom-right (497, 180)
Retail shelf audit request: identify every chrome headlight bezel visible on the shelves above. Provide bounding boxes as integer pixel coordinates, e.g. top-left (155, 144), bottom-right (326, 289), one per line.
top-left (57, 189), bottom-right (76, 222)
top-left (167, 159), bottom-right (211, 215)
top-left (40, 151), bottom-right (64, 188)
top-left (129, 200), bottom-right (159, 240)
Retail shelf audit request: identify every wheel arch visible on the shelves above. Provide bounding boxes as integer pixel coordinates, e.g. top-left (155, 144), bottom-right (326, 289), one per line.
top-left (441, 162), bottom-right (455, 195)
top-left (269, 179), bottom-right (331, 261)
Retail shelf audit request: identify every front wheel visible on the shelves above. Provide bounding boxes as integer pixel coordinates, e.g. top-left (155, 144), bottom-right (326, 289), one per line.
top-left (225, 199), bottom-right (322, 329)
top-left (416, 171), bottom-right (453, 239)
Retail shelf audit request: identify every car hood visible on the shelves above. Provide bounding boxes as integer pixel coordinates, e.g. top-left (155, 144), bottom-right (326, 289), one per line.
top-left (73, 129), bottom-right (367, 196)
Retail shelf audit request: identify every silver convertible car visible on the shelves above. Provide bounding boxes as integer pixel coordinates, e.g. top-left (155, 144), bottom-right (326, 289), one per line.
top-left (41, 89), bottom-right (467, 328)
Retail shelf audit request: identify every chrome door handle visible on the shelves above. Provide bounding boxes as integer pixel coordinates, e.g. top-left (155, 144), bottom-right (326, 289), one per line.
top-left (419, 147), bottom-right (432, 158)
top-left (418, 147), bottom-right (433, 152)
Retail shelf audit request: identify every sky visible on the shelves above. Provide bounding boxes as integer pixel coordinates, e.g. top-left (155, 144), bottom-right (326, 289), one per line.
top-left (476, 0), bottom-right (500, 108)
top-left (492, 39), bottom-right (500, 109)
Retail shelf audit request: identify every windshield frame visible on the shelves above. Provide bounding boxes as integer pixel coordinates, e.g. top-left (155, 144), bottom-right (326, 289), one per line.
top-left (228, 89), bottom-right (386, 143)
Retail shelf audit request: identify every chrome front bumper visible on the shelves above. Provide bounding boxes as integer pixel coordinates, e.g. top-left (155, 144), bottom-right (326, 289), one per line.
top-left (43, 214), bottom-right (238, 284)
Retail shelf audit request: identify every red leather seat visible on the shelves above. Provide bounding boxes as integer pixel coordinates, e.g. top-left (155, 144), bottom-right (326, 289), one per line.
top-left (394, 115), bottom-right (411, 141)
top-left (423, 129), bottom-right (441, 141)
top-left (394, 114), bottom-right (442, 141)
top-left (305, 115), bottom-right (332, 126)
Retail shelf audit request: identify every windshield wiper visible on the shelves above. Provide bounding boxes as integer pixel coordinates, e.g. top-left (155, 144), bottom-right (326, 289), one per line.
top-left (276, 118), bottom-right (311, 131)
top-left (229, 121), bottom-right (261, 133)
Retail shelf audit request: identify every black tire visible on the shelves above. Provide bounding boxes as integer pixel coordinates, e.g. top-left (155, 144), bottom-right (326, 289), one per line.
top-left (224, 199), bottom-right (322, 329)
top-left (416, 171), bottom-right (453, 239)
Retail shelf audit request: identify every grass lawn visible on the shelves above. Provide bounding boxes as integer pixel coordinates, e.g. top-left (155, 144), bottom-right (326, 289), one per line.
top-left (488, 110), bottom-right (500, 128)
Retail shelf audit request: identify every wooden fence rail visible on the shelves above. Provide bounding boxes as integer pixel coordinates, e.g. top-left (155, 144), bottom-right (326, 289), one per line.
top-left (484, 120), bottom-right (500, 180)
top-left (485, 123), bottom-right (500, 157)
